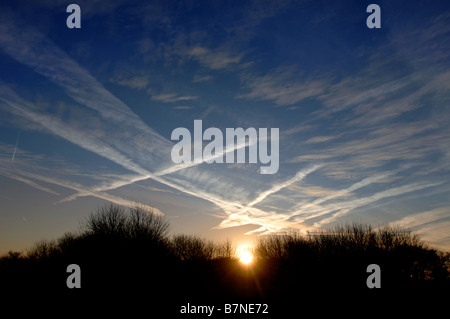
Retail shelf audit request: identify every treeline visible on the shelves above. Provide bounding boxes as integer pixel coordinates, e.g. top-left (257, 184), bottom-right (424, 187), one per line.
top-left (0, 205), bottom-right (242, 301)
top-left (1, 204), bottom-right (449, 314)
top-left (9, 205), bottom-right (236, 262)
top-left (254, 223), bottom-right (450, 282)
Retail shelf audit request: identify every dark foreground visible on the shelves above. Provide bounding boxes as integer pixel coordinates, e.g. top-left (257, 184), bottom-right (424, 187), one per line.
top-left (1, 206), bottom-right (448, 317)
top-left (2, 251), bottom-right (448, 317)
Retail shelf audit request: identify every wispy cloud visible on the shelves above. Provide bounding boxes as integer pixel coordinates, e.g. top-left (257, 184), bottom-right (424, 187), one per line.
top-left (192, 74), bottom-right (213, 83)
top-left (0, 87), bottom-right (245, 216)
top-left (305, 135), bottom-right (339, 144)
top-left (390, 207), bottom-right (450, 250)
top-left (247, 164), bottom-right (322, 208)
top-left (281, 124), bottom-right (315, 137)
top-left (0, 85), bottom-right (153, 177)
top-left (4, 173), bottom-right (60, 196)
top-left (0, 64), bottom-right (260, 226)
top-left (151, 93), bottom-right (198, 103)
top-left (303, 181), bottom-right (443, 228)
top-left (188, 46), bottom-right (244, 70)
top-left (173, 105), bottom-right (194, 110)
top-left (0, 18), bottom-right (171, 161)
top-left (215, 172), bottom-right (405, 235)
top-left (238, 68), bottom-right (329, 106)
top-left (213, 165), bottom-right (323, 234)
top-left (110, 74), bottom-right (150, 90)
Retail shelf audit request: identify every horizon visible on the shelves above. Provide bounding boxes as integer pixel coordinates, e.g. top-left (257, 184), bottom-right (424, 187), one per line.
top-left (1, 0), bottom-right (450, 255)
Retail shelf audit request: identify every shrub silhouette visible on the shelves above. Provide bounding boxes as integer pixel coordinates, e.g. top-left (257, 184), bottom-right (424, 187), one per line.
top-left (214, 238), bottom-right (237, 259)
top-left (170, 235), bottom-right (236, 261)
top-left (172, 234), bottom-right (216, 261)
top-left (27, 239), bottom-right (60, 260)
top-left (81, 204), bottom-right (169, 241)
top-left (254, 223), bottom-right (431, 260)
top-left (72, 204), bottom-right (170, 258)
top-left (253, 222), bottom-right (449, 291)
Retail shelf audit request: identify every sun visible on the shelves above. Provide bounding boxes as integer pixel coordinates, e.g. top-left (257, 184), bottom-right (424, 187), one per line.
top-left (240, 250), bottom-right (253, 264)
top-left (237, 246), bottom-right (254, 265)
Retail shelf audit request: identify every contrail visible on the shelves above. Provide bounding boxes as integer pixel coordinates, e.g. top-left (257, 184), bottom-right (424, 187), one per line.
top-left (11, 131), bottom-right (20, 161)
top-left (247, 164), bottom-right (323, 208)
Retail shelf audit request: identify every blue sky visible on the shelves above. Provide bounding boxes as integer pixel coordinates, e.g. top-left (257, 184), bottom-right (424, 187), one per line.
top-left (1, 0), bottom-right (449, 254)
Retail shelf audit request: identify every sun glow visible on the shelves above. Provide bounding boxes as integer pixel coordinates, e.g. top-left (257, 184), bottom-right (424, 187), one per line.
top-left (237, 246), bottom-right (254, 265)
top-left (240, 251), bottom-right (253, 264)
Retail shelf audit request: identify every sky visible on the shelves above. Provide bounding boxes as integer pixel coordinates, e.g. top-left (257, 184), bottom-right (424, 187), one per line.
top-left (0, 0), bottom-right (449, 254)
